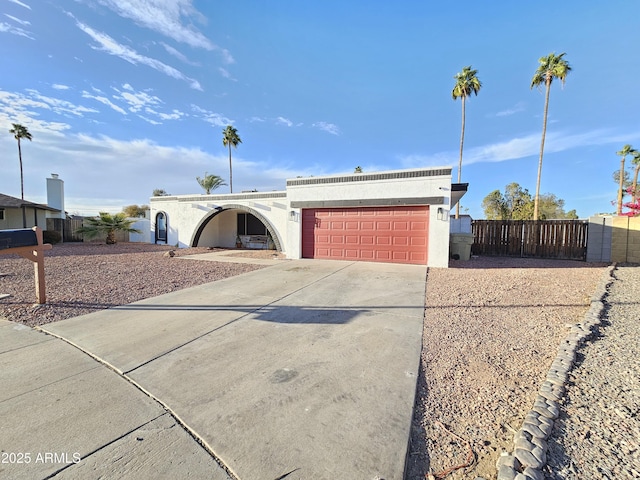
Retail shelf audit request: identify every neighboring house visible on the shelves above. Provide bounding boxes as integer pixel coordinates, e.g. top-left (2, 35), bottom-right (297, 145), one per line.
top-left (150, 167), bottom-right (467, 267)
top-left (0, 193), bottom-right (60, 230)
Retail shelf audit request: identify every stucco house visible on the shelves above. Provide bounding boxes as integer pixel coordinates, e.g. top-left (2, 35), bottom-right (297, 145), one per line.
top-left (0, 193), bottom-right (60, 229)
top-left (149, 167), bottom-right (468, 267)
top-left (150, 166), bottom-right (466, 268)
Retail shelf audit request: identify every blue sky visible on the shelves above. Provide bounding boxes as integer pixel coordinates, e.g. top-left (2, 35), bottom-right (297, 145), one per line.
top-left (1, 0), bottom-right (638, 217)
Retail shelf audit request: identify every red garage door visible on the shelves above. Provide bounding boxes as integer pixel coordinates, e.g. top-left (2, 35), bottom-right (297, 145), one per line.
top-left (302, 206), bottom-right (429, 265)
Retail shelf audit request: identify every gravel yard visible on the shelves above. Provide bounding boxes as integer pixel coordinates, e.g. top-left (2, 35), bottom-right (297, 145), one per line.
top-left (407, 256), bottom-right (606, 480)
top-left (0, 243), bottom-right (267, 326)
top-left (0, 244), bottom-right (608, 479)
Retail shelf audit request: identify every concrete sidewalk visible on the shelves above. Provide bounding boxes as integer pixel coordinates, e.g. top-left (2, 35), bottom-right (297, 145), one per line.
top-left (3, 259), bottom-right (427, 479)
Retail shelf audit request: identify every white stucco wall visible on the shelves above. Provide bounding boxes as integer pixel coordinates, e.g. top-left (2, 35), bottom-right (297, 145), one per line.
top-left (148, 167), bottom-right (458, 267)
top-left (128, 218), bottom-right (151, 243)
top-left (285, 167), bottom-right (453, 268)
top-left (150, 192), bottom-right (289, 250)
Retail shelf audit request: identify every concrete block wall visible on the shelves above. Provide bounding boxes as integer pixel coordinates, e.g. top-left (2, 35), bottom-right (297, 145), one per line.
top-left (586, 216), bottom-right (612, 263)
top-left (611, 216), bottom-right (640, 263)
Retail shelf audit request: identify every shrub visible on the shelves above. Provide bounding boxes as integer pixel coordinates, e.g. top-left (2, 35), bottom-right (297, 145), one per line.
top-left (43, 230), bottom-right (62, 244)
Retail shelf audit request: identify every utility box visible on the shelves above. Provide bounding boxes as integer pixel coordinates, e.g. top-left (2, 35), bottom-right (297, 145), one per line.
top-left (0, 229), bottom-right (38, 250)
top-left (450, 233), bottom-right (474, 261)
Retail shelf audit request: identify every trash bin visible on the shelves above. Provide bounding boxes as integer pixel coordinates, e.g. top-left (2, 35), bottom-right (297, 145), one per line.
top-left (450, 233), bottom-right (474, 261)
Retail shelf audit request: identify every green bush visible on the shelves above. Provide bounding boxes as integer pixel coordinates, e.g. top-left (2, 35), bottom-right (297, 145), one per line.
top-left (43, 230), bottom-right (62, 244)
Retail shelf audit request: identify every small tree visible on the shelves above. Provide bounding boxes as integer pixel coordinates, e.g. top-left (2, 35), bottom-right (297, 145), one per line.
top-left (122, 205), bottom-right (148, 218)
top-left (354, 166), bottom-right (363, 173)
top-left (196, 173), bottom-right (227, 194)
top-left (152, 188), bottom-right (170, 196)
top-left (482, 183), bottom-right (576, 220)
top-left (76, 212), bottom-right (142, 244)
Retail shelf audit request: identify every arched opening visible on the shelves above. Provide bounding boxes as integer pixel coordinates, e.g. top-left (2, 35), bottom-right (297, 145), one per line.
top-left (155, 211), bottom-right (167, 244)
top-left (190, 205), bottom-right (283, 252)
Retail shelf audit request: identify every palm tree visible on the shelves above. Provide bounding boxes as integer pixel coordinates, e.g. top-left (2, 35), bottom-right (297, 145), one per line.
top-left (452, 66), bottom-right (482, 219)
top-left (631, 150), bottom-right (640, 212)
top-left (196, 172), bottom-right (227, 194)
top-left (222, 125), bottom-right (242, 193)
top-left (530, 52), bottom-right (571, 220)
top-left (9, 123), bottom-right (33, 200)
top-left (616, 145), bottom-right (636, 215)
top-left (75, 212), bottom-right (142, 244)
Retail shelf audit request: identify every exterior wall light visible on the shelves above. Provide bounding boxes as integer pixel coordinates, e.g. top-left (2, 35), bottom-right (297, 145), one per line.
top-left (289, 210), bottom-right (296, 221)
top-left (437, 207), bottom-right (448, 221)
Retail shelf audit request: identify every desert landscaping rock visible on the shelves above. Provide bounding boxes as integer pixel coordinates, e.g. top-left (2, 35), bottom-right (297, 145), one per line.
top-left (0, 243), bottom-right (266, 326)
top-left (4, 246), bottom-right (635, 479)
top-left (545, 264), bottom-right (640, 479)
top-left (406, 256), bottom-right (606, 479)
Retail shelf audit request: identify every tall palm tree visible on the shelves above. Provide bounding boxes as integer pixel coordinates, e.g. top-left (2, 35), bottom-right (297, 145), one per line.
top-left (196, 172), bottom-right (227, 194)
top-left (617, 145), bottom-right (638, 214)
top-left (631, 150), bottom-right (640, 212)
top-left (530, 52), bottom-right (571, 220)
top-left (452, 66), bottom-right (481, 219)
top-left (9, 123), bottom-right (33, 200)
top-left (222, 125), bottom-right (242, 193)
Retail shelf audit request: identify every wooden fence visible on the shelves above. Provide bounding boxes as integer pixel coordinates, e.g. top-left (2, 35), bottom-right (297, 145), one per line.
top-left (46, 217), bottom-right (85, 242)
top-left (471, 220), bottom-right (589, 260)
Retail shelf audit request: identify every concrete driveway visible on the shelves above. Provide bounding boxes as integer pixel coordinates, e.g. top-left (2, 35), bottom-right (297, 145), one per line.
top-left (2, 258), bottom-right (427, 480)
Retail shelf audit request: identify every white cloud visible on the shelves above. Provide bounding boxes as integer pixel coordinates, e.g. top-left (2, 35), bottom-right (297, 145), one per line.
top-left (52, 84), bottom-right (70, 90)
top-left (0, 128), bottom-right (299, 214)
top-left (23, 89), bottom-right (99, 116)
top-left (95, 0), bottom-right (235, 64)
top-left (276, 116), bottom-right (293, 127)
top-left (399, 128), bottom-right (640, 169)
top-left (160, 41), bottom-right (199, 66)
top-left (138, 115), bottom-right (162, 125)
top-left (8, 0), bottom-right (31, 10)
top-left (4, 14), bottom-right (30, 26)
top-left (249, 116), bottom-right (265, 123)
top-left (158, 109), bottom-right (186, 120)
top-left (312, 121), bottom-right (340, 136)
top-left (0, 21), bottom-right (34, 39)
top-left (494, 101), bottom-right (526, 117)
top-left (218, 67), bottom-right (236, 81)
top-left (96, 0), bottom-right (213, 49)
top-left (191, 104), bottom-right (232, 127)
top-left (82, 90), bottom-right (128, 115)
top-left (113, 85), bottom-right (162, 113)
top-left (73, 17), bottom-right (202, 90)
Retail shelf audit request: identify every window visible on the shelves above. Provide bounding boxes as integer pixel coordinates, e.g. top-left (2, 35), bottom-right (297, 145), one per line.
top-left (237, 213), bottom-right (266, 235)
top-left (0, 208), bottom-right (4, 220)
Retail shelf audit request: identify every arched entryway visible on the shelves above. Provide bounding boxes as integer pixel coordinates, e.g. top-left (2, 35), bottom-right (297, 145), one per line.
top-left (155, 211), bottom-right (167, 244)
top-left (190, 205), bottom-right (283, 252)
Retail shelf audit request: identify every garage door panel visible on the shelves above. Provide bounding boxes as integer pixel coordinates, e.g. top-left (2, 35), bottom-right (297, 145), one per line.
top-left (302, 206), bottom-right (429, 265)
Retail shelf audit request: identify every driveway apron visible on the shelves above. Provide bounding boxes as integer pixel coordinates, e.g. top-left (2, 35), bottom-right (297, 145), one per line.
top-left (40, 259), bottom-right (427, 480)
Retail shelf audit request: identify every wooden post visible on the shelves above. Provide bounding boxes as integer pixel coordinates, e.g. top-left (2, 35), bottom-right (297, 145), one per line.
top-left (33, 227), bottom-right (47, 304)
top-left (0, 226), bottom-right (52, 304)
